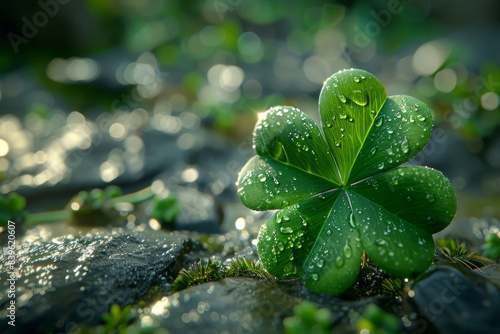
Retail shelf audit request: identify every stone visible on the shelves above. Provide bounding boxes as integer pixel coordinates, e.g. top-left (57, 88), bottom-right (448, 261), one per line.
top-left (0, 229), bottom-right (197, 333)
top-left (149, 277), bottom-right (301, 334)
top-left (405, 265), bottom-right (500, 334)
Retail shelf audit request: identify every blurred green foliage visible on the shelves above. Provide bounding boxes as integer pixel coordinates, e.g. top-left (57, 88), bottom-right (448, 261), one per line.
top-left (283, 301), bottom-right (333, 334)
top-left (357, 304), bottom-right (399, 334)
top-left (0, 192), bottom-right (27, 226)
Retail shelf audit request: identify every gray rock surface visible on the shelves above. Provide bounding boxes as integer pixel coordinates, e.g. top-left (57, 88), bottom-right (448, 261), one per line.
top-left (0, 229), bottom-right (197, 333)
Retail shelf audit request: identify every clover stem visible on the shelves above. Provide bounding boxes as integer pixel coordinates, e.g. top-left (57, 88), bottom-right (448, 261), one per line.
top-left (26, 210), bottom-right (69, 226)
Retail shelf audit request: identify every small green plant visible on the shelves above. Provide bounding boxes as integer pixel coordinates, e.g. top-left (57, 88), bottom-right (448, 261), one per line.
top-left (381, 277), bottom-right (405, 299)
top-left (482, 232), bottom-right (500, 260)
top-left (237, 68), bottom-right (456, 295)
top-left (437, 238), bottom-right (494, 270)
top-left (68, 186), bottom-right (123, 226)
top-left (357, 304), bottom-right (399, 334)
top-left (226, 257), bottom-right (274, 280)
top-left (149, 194), bottom-right (181, 226)
top-left (171, 258), bottom-right (273, 292)
top-left (283, 301), bottom-right (333, 334)
top-left (101, 304), bottom-right (133, 334)
top-left (171, 260), bottom-right (226, 292)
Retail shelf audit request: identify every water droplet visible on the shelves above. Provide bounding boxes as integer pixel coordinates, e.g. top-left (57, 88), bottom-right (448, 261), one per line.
top-left (335, 256), bottom-right (344, 268)
top-left (354, 76), bottom-right (360, 83)
top-left (406, 196), bottom-right (412, 202)
top-left (326, 229), bottom-right (332, 236)
top-left (374, 116), bottom-right (383, 127)
top-left (277, 242), bottom-right (285, 252)
top-left (391, 176), bottom-right (399, 185)
top-left (339, 114), bottom-right (348, 119)
top-left (335, 142), bottom-right (341, 147)
top-left (376, 239), bottom-right (387, 255)
top-left (387, 129), bottom-right (394, 134)
top-left (280, 226), bottom-right (293, 234)
top-left (317, 259), bottom-right (324, 268)
top-left (344, 244), bottom-right (352, 259)
top-left (281, 200), bottom-right (290, 207)
top-left (351, 91), bottom-right (369, 106)
top-left (401, 137), bottom-right (409, 154)
top-left (258, 174), bottom-right (267, 182)
top-left (426, 192), bottom-right (436, 203)
top-left (326, 122), bottom-right (332, 128)
top-left (369, 147), bottom-right (377, 155)
top-left (417, 114), bottom-right (426, 122)
top-left (338, 94), bottom-right (347, 103)
top-left (276, 214), bottom-right (282, 224)
top-left (312, 273), bottom-right (319, 281)
top-left (378, 162), bottom-right (385, 170)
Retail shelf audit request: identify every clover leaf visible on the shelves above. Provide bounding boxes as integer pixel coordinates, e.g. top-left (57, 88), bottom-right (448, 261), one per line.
top-left (237, 68), bottom-right (456, 295)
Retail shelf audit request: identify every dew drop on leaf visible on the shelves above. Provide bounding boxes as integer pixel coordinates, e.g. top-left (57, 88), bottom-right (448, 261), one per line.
top-left (374, 116), bottom-right (383, 127)
top-left (338, 94), bottom-right (347, 103)
top-left (326, 229), bottom-right (332, 236)
top-left (350, 91), bottom-right (369, 106)
top-left (339, 114), bottom-right (348, 119)
top-left (369, 147), bottom-right (377, 155)
top-left (258, 174), bottom-right (267, 182)
top-left (426, 192), bottom-right (436, 203)
top-left (401, 137), bottom-right (409, 154)
top-left (344, 242), bottom-right (353, 259)
top-left (317, 259), bottom-right (324, 268)
top-left (312, 273), bottom-right (319, 281)
top-left (277, 242), bottom-right (285, 252)
top-left (354, 76), bottom-right (360, 83)
top-left (280, 226), bottom-right (293, 234)
top-left (376, 238), bottom-right (387, 255)
top-left (378, 162), bottom-right (385, 170)
top-left (417, 114), bottom-right (426, 122)
top-left (335, 256), bottom-right (344, 268)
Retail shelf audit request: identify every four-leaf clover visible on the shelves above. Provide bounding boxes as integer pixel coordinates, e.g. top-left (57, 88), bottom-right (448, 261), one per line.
top-left (237, 68), bottom-right (456, 295)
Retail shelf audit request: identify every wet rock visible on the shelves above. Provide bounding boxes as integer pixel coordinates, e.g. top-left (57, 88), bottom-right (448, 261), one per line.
top-left (406, 265), bottom-right (500, 334)
top-left (150, 277), bottom-right (301, 334)
top-left (0, 229), bottom-right (198, 334)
